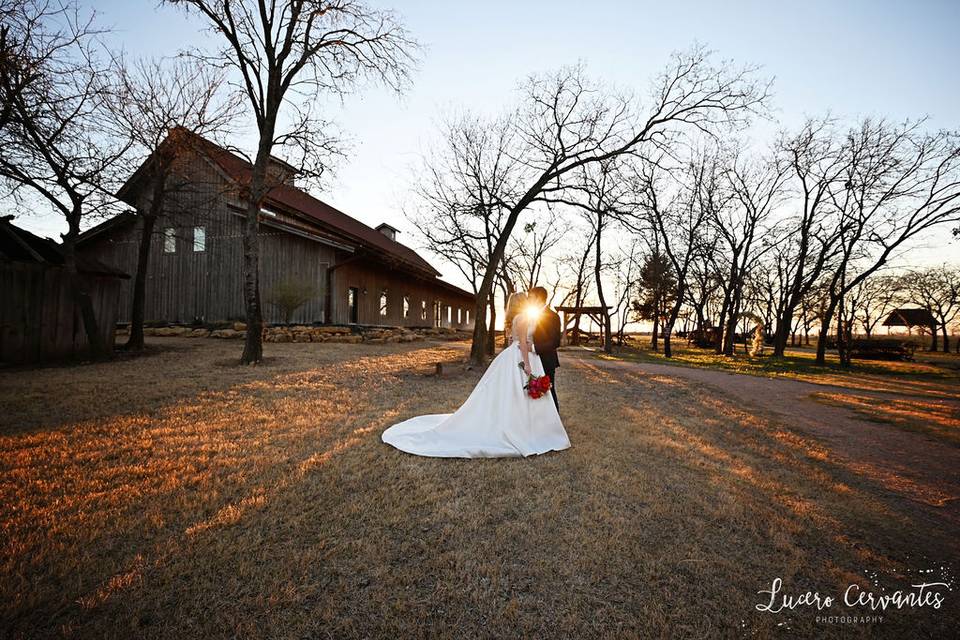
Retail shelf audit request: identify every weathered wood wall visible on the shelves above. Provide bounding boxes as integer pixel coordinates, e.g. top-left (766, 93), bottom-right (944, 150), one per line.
top-left (79, 147), bottom-right (475, 328)
top-left (83, 217), bottom-right (338, 325)
top-left (329, 259), bottom-right (475, 329)
top-left (0, 263), bottom-right (121, 364)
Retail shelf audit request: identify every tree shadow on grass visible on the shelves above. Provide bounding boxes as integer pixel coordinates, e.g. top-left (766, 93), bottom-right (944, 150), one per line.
top-left (2, 343), bottom-right (957, 639)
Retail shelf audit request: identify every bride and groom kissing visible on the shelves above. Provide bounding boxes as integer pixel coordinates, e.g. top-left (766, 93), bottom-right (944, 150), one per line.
top-left (382, 286), bottom-right (571, 458)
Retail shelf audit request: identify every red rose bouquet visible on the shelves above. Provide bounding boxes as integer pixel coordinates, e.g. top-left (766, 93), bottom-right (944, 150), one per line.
top-left (518, 362), bottom-right (552, 399)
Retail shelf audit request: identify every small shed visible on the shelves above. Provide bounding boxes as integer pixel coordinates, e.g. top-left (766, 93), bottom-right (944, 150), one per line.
top-left (0, 217), bottom-right (129, 364)
top-left (882, 308), bottom-right (937, 333)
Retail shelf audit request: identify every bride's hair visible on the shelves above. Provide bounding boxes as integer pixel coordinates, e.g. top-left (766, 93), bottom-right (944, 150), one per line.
top-left (504, 291), bottom-right (528, 338)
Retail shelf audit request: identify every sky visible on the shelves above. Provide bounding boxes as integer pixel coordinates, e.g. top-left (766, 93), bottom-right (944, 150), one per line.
top-left (11, 0), bottom-right (960, 287)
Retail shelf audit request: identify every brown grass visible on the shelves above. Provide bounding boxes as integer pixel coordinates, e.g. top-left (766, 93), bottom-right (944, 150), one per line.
top-left (809, 392), bottom-right (960, 447)
top-left (1, 338), bottom-right (957, 639)
top-left (606, 340), bottom-right (960, 400)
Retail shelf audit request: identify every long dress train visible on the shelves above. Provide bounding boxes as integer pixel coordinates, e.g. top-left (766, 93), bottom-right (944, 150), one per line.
top-left (381, 330), bottom-right (570, 458)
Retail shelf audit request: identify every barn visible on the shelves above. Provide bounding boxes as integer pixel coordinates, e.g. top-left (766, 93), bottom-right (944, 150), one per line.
top-left (78, 129), bottom-right (475, 329)
top-left (1, 217), bottom-right (128, 364)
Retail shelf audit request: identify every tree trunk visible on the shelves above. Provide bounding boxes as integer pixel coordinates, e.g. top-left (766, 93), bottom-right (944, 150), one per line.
top-left (125, 212), bottom-right (157, 351)
top-left (941, 324), bottom-right (950, 353)
top-left (125, 172), bottom-right (166, 352)
top-left (593, 214), bottom-right (612, 354)
top-left (929, 323), bottom-right (938, 352)
top-left (663, 317), bottom-right (674, 358)
top-left (714, 289), bottom-right (731, 355)
top-left (240, 129), bottom-right (277, 365)
top-left (722, 295), bottom-right (741, 357)
top-left (650, 318), bottom-right (659, 351)
top-left (815, 296), bottom-right (841, 365)
top-left (63, 219), bottom-right (108, 359)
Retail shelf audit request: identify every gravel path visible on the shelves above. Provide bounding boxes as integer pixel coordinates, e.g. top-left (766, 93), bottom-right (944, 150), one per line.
top-left (567, 352), bottom-right (960, 527)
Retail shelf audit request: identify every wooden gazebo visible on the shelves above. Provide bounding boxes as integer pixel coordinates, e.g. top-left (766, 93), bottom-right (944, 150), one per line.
top-left (555, 305), bottom-right (611, 345)
top-left (882, 308), bottom-right (936, 333)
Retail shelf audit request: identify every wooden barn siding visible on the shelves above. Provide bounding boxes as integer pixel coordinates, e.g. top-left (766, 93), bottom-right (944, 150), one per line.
top-left (329, 259), bottom-right (475, 329)
top-left (81, 151), bottom-right (337, 325)
top-left (83, 217), bottom-right (337, 325)
top-left (0, 263), bottom-right (121, 364)
top-left (81, 150), bottom-right (474, 328)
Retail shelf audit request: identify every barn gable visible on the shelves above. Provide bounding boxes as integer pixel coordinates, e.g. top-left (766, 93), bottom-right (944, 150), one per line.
top-left (78, 129), bottom-right (475, 328)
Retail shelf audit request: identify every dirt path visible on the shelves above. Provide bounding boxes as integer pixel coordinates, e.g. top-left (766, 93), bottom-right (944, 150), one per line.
top-left (566, 351), bottom-right (960, 526)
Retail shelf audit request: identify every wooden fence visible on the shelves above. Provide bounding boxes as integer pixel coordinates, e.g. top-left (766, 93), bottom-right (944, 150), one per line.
top-left (0, 263), bottom-right (122, 364)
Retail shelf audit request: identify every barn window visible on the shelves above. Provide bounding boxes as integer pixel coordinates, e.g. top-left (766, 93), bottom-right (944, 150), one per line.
top-left (434, 301), bottom-right (442, 327)
top-left (193, 226), bottom-right (206, 252)
top-left (420, 300), bottom-right (427, 321)
top-left (380, 290), bottom-right (388, 319)
top-left (403, 295), bottom-right (410, 319)
top-left (457, 308), bottom-right (462, 324)
top-left (465, 310), bottom-right (470, 325)
top-left (163, 227), bottom-right (176, 253)
top-left (446, 306), bottom-right (452, 325)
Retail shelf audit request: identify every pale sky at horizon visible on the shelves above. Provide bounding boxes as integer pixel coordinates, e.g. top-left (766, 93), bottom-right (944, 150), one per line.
top-left (9, 0), bottom-right (960, 287)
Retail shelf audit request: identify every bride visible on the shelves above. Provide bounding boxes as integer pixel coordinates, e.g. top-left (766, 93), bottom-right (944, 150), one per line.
top-left (381, 292), bottom-right (571, 458)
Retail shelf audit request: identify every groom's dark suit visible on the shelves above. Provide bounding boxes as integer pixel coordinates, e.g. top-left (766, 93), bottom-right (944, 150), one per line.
top-left (532, 306), bottom-right (562, 409)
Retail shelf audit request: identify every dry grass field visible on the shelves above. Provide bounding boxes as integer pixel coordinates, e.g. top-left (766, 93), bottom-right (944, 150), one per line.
top-left (1, 338), bottom-right (957, 639)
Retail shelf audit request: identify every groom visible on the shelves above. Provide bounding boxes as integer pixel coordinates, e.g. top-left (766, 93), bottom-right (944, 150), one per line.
top-left (529, 286), bottom-right (562, 410)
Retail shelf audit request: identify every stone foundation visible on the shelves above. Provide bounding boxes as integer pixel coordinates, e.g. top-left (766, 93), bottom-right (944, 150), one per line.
top-left (117, 324), bottom-right (471, 344)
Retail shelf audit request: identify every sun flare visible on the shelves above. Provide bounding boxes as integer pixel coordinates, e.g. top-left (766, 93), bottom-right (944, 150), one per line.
top-left (523, 305), bottom-right (542, 322)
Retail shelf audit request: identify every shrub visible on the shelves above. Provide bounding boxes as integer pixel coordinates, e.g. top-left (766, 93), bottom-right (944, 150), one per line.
top-left (267, 279), bottom-right (318, 325)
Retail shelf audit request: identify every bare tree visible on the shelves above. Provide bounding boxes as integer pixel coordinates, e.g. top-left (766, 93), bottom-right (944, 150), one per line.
top-left (715, 148), bottom-right (787, 354)
top-left (105, 57), bottom-right (241, 351)
top-left (814, 119), bottom-right (960, 366)
top-left (548, 158), bottom-right (635, 352)
top-left (610, 236), bottom-right (643, 345)
top-left (771, 118), bottom-right (849, 357)
top-left (556, 221), bottom-right (597, 345)
top-left (851, 274), bottom-right (901, 338)
top-left (0, 0), bottom-right (128, 358)
top-left (167, 0), bottom-right (416, 363)
top-left (411, 112), bottom-right (520, 354)
top-left (902, 265), bottom-right (960, 352)
top-left (438, 48), bottom-right (769, 364)
top-left (506, 213), bottom-right (565, 292)
top-left (635, 149), bottom-right (718, 357)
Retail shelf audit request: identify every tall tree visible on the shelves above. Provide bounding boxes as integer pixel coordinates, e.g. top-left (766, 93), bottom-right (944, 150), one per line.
top-left (813, 119), bottom-right (960, 366)
top-left (106, 57), bottom-right (241, 351)
top-left (411, 112), bottom-right (519, 354)
top-left (770, 118), bottom-right (849, 357)
top-left (0, 0), bottom-right (128, 358)
top-left (632, 251), bottom-right (676, 351)
top-left (549, 158), bottom-right (633, 353)
top-left (716, 149), bottom-right (787, 354)
top-left (635, 149), bottom-right (717, 357)
top-left (902, 265), bottom-right (960, 352)
top-left (436, 48), bottom-right (769, 365)
top-left (168, 0), bottom-right (416, 363)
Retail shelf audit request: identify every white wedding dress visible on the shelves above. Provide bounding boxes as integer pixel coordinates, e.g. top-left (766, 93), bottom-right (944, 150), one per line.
top-left (381, 320), bottom-right (571, 458)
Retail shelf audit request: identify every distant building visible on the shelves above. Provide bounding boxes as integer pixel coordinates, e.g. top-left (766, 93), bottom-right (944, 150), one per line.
top-left (882, 307), bottom-right (937, 334)
top-left (1, 217), bottom-right (128, 363)
top-left (78, 129), bottom-right (474, 328)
